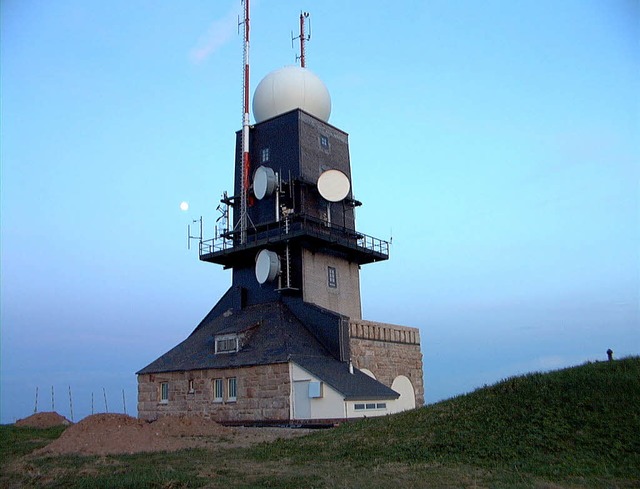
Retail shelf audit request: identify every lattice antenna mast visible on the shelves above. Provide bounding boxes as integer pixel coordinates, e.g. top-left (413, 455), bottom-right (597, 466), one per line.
top-left (292, 11), bottom-right (310, 67)
top-left (240, 0), bottom-right (251, 244)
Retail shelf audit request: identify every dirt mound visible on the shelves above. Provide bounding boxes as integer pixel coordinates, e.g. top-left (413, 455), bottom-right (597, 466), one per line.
top-left (148, 414), bottom-right (234, 437)
top-left (35, 413), bottom-right (308, 456)
top-left (15, 412), bottom-right (71, 428)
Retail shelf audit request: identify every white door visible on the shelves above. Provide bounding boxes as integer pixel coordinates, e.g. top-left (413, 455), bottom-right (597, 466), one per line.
top-left (293, 380), bottom-right (311, 419)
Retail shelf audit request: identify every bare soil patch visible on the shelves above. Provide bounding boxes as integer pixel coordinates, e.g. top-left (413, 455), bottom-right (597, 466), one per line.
top-left (34, 413), bottom-right (310, 456)
top-left (15, 412), bottom-right (71, 428)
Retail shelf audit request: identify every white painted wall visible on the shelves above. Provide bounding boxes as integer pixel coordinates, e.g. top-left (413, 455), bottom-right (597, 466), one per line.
top-left (344, 400), bottom-right (392, 418)
top-left (388, 375), bottom-right (416, 413)
top-left (290, 362), bottom-right (345, 420)
top-left (289, 362), bottom-right (396, 420)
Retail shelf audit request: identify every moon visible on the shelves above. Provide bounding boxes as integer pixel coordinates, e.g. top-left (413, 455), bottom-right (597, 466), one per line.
top-left (180, 201), bottom-right (189, 211)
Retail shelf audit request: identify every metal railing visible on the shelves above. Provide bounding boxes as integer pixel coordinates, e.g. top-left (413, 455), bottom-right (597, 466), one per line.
top-left (199, 213), bottom-right (389, 259)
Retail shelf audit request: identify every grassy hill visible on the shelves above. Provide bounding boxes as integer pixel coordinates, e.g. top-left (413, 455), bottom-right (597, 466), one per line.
top-left (1, 356), bottom-right (639, 488)
top-left (251, 356), bottom-right (640, 483)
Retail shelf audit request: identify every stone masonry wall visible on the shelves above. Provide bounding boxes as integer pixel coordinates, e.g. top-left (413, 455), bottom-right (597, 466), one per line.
top-left (302, 249), bottom-right (362, 320)
top-left (349, 320), bottom-right (424, 406)
top-left (137, 363), bottom-right (290, 422)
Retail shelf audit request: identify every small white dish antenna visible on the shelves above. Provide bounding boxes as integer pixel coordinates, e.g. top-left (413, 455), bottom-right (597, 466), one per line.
top-left (253, 166), bottom-right (277, 200)
top-left (255, 249), bottom-right (280, 284)
top-left (317, 169), bottom-right (350, 202)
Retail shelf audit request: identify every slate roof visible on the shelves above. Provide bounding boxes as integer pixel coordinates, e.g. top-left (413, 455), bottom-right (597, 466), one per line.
top-left (292, 355), bottom-right (399, 401)
top-left (137, 299), bottom-right (399, 401)
top-left (138, 301), bottom-right (329, 373)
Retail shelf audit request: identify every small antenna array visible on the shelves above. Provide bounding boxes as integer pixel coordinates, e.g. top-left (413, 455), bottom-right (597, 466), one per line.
top-left (292, 11), bottom-right (311, 67)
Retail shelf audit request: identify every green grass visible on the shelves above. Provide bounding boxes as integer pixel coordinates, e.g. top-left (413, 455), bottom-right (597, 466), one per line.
top-left (1, 357), bottom-right (639, 488)
top-left (250, 357), bottom-right (640, 483)
top-left (0, 424), bottom-right (67, 461)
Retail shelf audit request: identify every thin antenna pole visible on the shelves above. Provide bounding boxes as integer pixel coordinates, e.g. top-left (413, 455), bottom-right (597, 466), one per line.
top-left (240, 0), bottom-right (251, 244)
top-left (122, 389), bottom-right (127, 415)
top-left (68, 386), bottom-right (74, 422)
top-left (103, 387), bottom-right (109, 413)
top-left (299, 12), bottom-right (309, 67)
top-left (51, 386), bottom-right (55, 411)
top-left (34, 387), bottom-right (38, 414)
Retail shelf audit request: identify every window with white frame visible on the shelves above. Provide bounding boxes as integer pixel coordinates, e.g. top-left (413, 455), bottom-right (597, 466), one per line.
top-left (319, 135), bottom-right (329, 149)
top-left (227, 377), bottom-right (237, 401)
top-left (354, 402), bottom-right (386, 411)
top-left (215, 335), bottom-right (238, 354)
top-left (160, 382), bottom-right (169, 404)
top-left (261, 147), bottom-right (270, 163)
top-left (213, 378), bottom-right (223, 402)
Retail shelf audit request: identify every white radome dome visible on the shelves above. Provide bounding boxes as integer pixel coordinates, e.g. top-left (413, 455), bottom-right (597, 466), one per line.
top-left (252, 65), bottom-right (331, 123)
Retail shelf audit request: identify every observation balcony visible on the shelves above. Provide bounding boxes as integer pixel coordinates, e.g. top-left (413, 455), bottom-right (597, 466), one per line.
top-left (199, 214), bottom-right (389, 268)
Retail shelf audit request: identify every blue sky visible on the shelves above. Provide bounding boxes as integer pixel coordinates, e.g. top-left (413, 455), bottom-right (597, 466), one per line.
top-left (1, 0), bottom-right (638, 423)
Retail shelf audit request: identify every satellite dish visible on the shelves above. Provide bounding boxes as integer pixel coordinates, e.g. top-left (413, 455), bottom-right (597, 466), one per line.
top-left (255, 249), bottom-right (280, 284)
top-left (253, 166), bottom-right (277, 200)
top-left (317, 169), bottom-right (350, 202)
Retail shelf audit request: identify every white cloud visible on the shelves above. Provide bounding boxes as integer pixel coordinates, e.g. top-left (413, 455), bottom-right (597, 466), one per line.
top-left (189, 4), bottom-right (239, 64)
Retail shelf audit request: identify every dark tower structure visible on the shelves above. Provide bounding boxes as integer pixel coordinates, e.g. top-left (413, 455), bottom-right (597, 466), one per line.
top-left (137, 25), bottom-right (423, 424)
top-left (200, 107), bottom-right (388, 320)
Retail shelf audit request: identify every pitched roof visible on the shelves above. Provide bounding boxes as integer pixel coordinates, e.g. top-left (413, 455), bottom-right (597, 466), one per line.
top-left (292, 355), bottom-right (399, 401)
top-left (137, 298), bottom-right (399, 401)
top-left (137, 301), bottom-right (329, 374)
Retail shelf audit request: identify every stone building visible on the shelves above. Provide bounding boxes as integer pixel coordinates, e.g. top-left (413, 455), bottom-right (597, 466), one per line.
top-left (137, 65), bottom-right (423, 424)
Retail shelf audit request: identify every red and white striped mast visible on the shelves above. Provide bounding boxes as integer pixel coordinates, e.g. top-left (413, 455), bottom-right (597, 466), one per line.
top-left (299, 12), bottom-right (309, 67)
top-left (240, 0), bottom-right (251, 244)
top-left (294, 12), bottom-right (310, 68)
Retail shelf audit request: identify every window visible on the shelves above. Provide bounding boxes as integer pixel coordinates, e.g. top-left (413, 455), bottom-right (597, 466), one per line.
top-left (319, 135), bottom-right (329, 149)
top-left (328, 266), bottom-right (337, 288)
top-left (188, 379), bottom-right (195, 393)
top-left (160, 382), bottom-right (169, 404)
top-left (261, 147), bottom-right (270, 162)
top-left (213, 379), bottom-right (223, 402)
top-left (215, 335), bottom-right (238, 354)
top-left (354, 402), bottom-right (386, 411)
top-left (227, 377), bottom-right (237, 401)
top-left (308, 381), bottom-right (323, 398)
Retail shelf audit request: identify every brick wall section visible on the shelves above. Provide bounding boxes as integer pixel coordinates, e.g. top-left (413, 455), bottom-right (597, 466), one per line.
top-left (348, 320), bottom-right (424, 406)
top-left (137, 363), bottom-right (290, 422)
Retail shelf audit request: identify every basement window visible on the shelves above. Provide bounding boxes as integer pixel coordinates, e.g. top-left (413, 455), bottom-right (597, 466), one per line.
top-left (215, 335), bottom-right (239, 354)
top-left (160, 382), bottom-right (169, 404)
top-left (228, 377), bottom-right (237, 402)
top-left (213, 379), bottom-right (223, 402)
top-left (354, 402), bottom-right (387, 411)
top-left (327, 266), bottom-right (337, 288)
